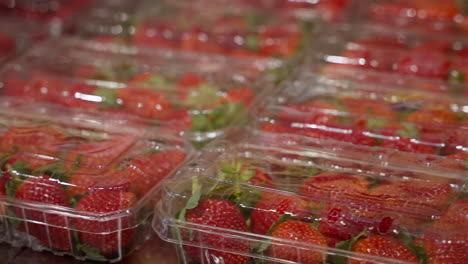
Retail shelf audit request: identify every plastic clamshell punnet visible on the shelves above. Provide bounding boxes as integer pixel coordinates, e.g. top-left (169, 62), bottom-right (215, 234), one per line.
top-left (153, 130), bottom-right (467, 264)
top-left (349, 0), bottom-right (468, 35)
top-left (0, 97), bottom-right (192, 262)
top-left (74, 0), bottom-right (313, 60)
top-left (0, 37), bottom-right (279, 148)
top-left (308, 23), bottom-right (468, 95)
top-left (254, 73), bottom-right (468, 162)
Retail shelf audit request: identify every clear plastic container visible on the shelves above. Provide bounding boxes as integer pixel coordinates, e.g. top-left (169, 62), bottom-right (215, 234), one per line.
top-left (0, 97), bottom-right (192, 262)
top-left (153, 130), bottom-right (467, 264)
top-left (350, 0), bottom-right (468, 35)
top-left (0, 38), bottom-right (277, 147)
top-left (0, 16), bottom-right (37, 65)
top-left (254, 73), bottom-right (468, 160)
top-left (0, 0), bottom-right (96, 35)
top-left (308, 24), bottom-right (468, 95)
top-left (73, 0), bottom-right (313, 59)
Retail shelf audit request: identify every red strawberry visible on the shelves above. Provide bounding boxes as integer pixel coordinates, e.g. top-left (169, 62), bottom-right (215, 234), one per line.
top-left (52, 83), bottom-right (99, 109)
top-left (183, 198), bottom-right (250, 264)
top-left (74, 190), bottom-right (137, 256)
top-left (68, 168), bottom-right (131, 198)
top-left (259, 25), bottom-right (301, 57)
top-left (0, 33), bottom-right (15, 58)
top-left (406, 108), bottom-right (459, 124)
top-left (1, 126), bottom-right (66, 156)
top-left (159, 108), bottom-right (192, 132)
top-left (117, 88), bottom-right (171, 119)
top-left (15, 176), bottom-right (72, 251)
top-left (299, 172), bottom-right (369, 206)
top-left (415, 199), bottom-right (468, 264)
top-left (397, 51), bottom-right (451, 79)
top-left (267, 220), bottom-right (327, 264)
top-left (348, 236), bottom-right (418, 264)
top-left (134, 22), bottom-right (181, 49)
top-left (250, 194), bottom-right (310, 235)
top-left (222, 87), bottom-right (255, 106)
top-left (180, 27), bottom-right (223, 54)
top-left (66, 137), bottom-right (135, 170)
top-left (119, 150), bottom-right (186, 196)
top-left (218, 162), bottom-right (274, 189)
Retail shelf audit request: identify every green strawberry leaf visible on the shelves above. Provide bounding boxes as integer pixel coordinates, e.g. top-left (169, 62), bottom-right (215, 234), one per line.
top-left (366, 118), bottom-right (389, 130)
top-left (333, 229), bottom-right (368, 264)
top-left (398, 228), bottom-right (428, 264)
top-left (77, 243), bottom-right (106, 260)
top-left (6, 207), bottom-right (21, 229)
top-left (186, 177), bottom-right (202, 210)
top-left (397, 123), bottom-right (419, 139)
top-left (212, 103), bottom-right (247, 130)
top-left (190, 114), bottom-right (213, 132)
top-left (92, 66), bottom-right (115, 81)
top-left (456, 0), bottom-right (468, 14)
top-left (33, 163), bottom-right (69, 182)
top-left (245, 35), bottom-right (260, 51)
top-left (186, 83), bottom-right (219, 108)
top-left (257, 214), bottom-right (292, 253)
top-left (449, 70), bottom-right (465, 84)
top-left (94, 87), bottom-right (119, 109)
top-left (4, 162), bottom-right (31, 198)
top-left (244, 10), bottom-right (266, 28)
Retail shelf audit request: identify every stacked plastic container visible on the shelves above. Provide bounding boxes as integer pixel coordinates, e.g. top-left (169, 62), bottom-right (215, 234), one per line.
top-left (0, 0), bottom-right (466, 263)
top-left (0, 37), bottom-right (280, 148)
top-left (0, 98), bottom-right (192, 261)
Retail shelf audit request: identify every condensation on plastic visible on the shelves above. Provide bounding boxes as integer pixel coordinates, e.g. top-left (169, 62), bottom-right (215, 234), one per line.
top-left (349, 0), bottom-right (468, 35)
top-left (253, 73), bottom-right (468, 160)
top-left (72, 0), bottom-right (313, 59)
top-left (307, 24), bottom-right (468, 96)
top-left (0, 38), bottom-right (280, 147)
top-left (0, 98), bottom-right (192, 262)
top-left (153, 130), bottom-right (467, 264)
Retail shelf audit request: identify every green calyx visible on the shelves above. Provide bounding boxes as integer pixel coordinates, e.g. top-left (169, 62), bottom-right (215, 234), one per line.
top-left (396, 122), bottom-right (419, 139)
top-left (333, 229), bottom-right (368, 264)
top-left (94, 87), bottom-right (120, 109)
top-left (190, 102), bottom-right (247, 133)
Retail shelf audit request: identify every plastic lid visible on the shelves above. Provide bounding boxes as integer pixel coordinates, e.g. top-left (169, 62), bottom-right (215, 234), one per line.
top-left (0, 38), bottom-right (274, 144)
top-left (74, 0), bottom-right (311, 58)
top-left (255, 73), bottom-right (467, 162)
top-left (154, 130), bottom-right (466, 264)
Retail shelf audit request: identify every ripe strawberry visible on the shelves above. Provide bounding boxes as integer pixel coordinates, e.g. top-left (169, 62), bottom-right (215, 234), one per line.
top-left (180, 27), bottom-right (224, 54)
top-left (406, 108), bottom-right (459, 124)
top-left (397, 51), bottom-right (451, 79)
top-left (68, 168), bottom-right (131, 198)
top-left (218, 162), bottom-right (274, 189)
top-left (176, 72), bottom-right (205, 100)
top-left (415, 199), bottom-right (468, 264)
top-left (222, 87), bottom-right (255, 106)
top-left (348, 236), bottom-right (418, 264)
top-left (299, 172), bottom-right (369, 207)
top-left (259, 25), bottom-right (301, 57)
top-left (74, 190), bottom-right (137, 256)
top-left (15, 176), bottom-right (72, 251)
top-left (250, 194), bottom-right (310, 235)
top-left (116, 88), bottom-right (171, 119)
top-left (66, 137), bottom-right (135, 170)
top-left (134, 21), bottom-right (181, 49)
top-left (183, 198), bottom-right (250, 264)
top-left (119, 150), bottom-right (186, 196)
top-left (1, 126), bottom-right (66, 156)
top-left (0, 33), bottom-right (15, 58)
top-left (370, 179), bottom-right (453, 212)
top-left (267, 220), bottom-right (327, 264)
top-left (52, 83), bottom-right (99, 109)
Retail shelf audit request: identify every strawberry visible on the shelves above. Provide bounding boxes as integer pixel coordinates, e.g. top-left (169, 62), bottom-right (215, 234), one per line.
top-left (180, 26), bottom-right (224, 54)
top-left (176, 72), bottom-right (205, 100)
top-left (0, 126), bottom-right (66, 156)
top-left (250, 194), bottom-right (310, 235)
top-left (134, 22), bottom-right (181, 49)
top-left (347, 236), bottom-right (418, 264)
top-left (299, 172), bottom-right (369, 207)
top-left (119, 150), bottom-right (186, 196)
top-left (218, 162), bottom-right (274, 189)
top-left (183, 198), bottom-right (250, 264)
top-left (415, 199), bottom-right (468, 264)
top-left (222, 87), bottom-right (255, 106)
top-left (259, 25), bottom-right (301, 57)
top-left (52, 83), bottom-right (99, 109)
top-left (267, 220), bottom-right (327, 264)
top-left (0, 33), bottom-right (15, 58)
top-left (66, 137), bottom-right (135, 170)
top-left (116, 88), bottom-right (171, 119)
top-left (370, 179), bottom-right (453, 212)
top-left (68, 168), bottom-right (131, 198)
top-left (74, 190), bottom-right (137, 256)
top-left (406, 108), bottom-right (459, 124)
top-left (397, 51), bottom-right (451, 79)
top-left (14, 176), bottom-right (72, 251)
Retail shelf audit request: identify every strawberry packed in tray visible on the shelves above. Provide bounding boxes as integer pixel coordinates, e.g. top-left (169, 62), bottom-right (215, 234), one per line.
top-left (353, 0), bottom-right (468, 34)
top-left (256, 74), bottom-right (468, 161)
top-left (0, 17), bottom-right (36, 65)
top-left (0, 99), bottom-right (190, 262)
top-left (154, 132), bottom-right (467, 264)
top-left (76, 0), bottom-right (311, 59)
top-left (313, 25), bottom-right (468, 93)
top-left (0, 39), bottom-right (269, 145)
